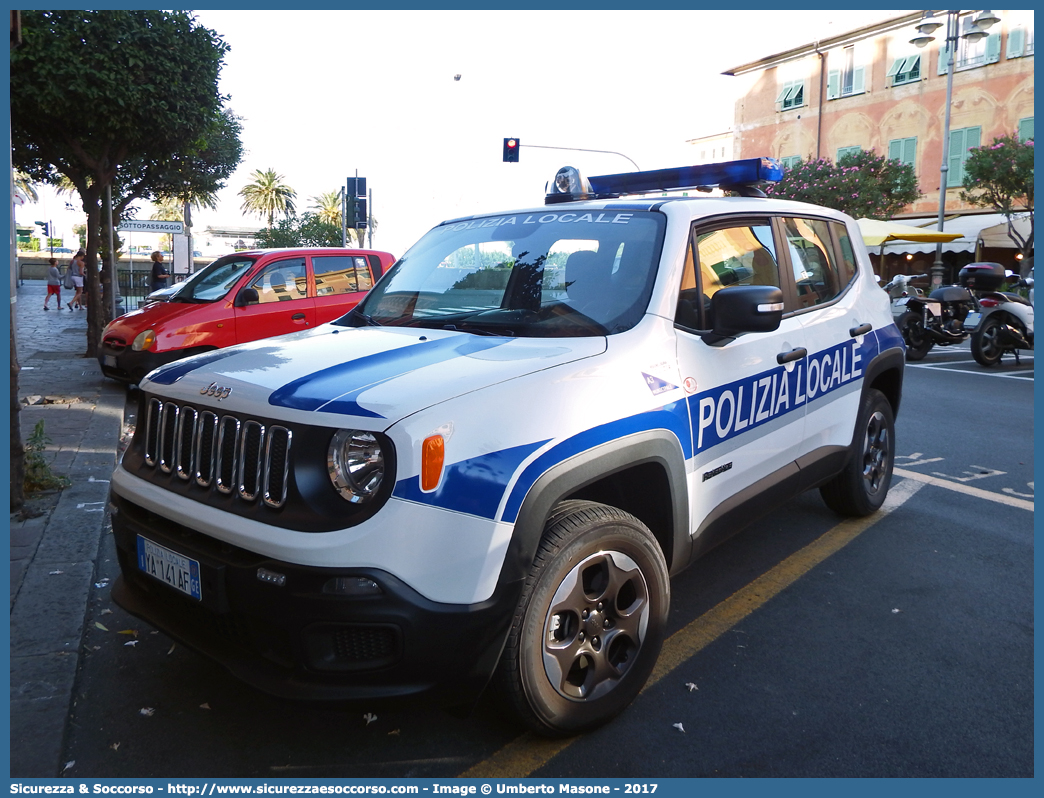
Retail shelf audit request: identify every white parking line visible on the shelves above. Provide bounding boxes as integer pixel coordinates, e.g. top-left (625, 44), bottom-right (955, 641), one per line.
top-left (893, 467), bottom-right (1034, 511)
top-left (907, 361), bottom-right (1034, 379)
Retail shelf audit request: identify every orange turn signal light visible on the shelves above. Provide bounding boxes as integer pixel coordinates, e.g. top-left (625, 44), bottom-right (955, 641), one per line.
top-left (421, 435), bottom-right (445, 492)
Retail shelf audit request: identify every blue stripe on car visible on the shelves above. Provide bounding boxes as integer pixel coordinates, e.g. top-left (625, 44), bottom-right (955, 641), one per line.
top-left (268, 335), bottom-right (511, 415)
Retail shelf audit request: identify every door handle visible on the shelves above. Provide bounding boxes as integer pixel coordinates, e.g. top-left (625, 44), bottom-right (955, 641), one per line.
top-left (776, 347), bottom-right (807, 365)
top-left (849, 323), bottom-right (872, 337)
top-left (292, 313), bottom-right (306, 321)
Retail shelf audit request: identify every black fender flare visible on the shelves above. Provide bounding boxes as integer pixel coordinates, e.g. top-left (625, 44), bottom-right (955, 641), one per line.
top-left (498, 429), bottom-right (691, 586)
top-left (862, 343), bottom-right (905, 418)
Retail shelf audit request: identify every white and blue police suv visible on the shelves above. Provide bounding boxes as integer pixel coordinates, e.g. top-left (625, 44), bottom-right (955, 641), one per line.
top-left (110, 158), bottom-right (905, 736)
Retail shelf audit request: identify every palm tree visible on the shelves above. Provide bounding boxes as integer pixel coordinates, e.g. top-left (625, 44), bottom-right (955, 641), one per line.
top-left (13, 170), bottom-right (38, 203)
top-left (310, 191), bottom-right (342, 227)
top-left (238, 168), bottom-right (296, 228)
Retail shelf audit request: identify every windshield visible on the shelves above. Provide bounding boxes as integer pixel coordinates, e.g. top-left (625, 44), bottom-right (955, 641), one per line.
top-left (349, 210), bottom-right (665, 337)
top-left (170, 255), bottom-right (258, 302)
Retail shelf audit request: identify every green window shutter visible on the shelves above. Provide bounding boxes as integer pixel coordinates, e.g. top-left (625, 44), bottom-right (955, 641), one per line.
top-left (938, 42), bottom-right (951, 75)
top-left (792, 80), bottom-right (805, 107)
top-left (886, 57), bottom-right (904, 78)
top-left (888, 139), bottom-right (903, 161)
top-left (826, 70), bottom-right (840, 100)
top-left (776, 81), bottom-right (792, 103)
top-left (851, 65), bottom-right (866, 94)
top-left (1007, 26), bottom-right (1026, 58)
top-left (1018, 117), bottom-right (1034, 141)
top-left (986, 32), bottom-right (1001, 63)
top-left (948, 128), bottom-right (965, 187)
top-left (902, 137), bottom-right (917, 168)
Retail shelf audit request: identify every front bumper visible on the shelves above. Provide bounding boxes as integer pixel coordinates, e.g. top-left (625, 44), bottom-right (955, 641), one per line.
top-left (97, 342), bottom-right (193, 385)
top-left (109, 491), bottom-right (522, 706)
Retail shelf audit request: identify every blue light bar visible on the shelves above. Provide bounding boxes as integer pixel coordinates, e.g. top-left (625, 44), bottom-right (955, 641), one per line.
top-left (588, 158), bottom-right (783, 195)
top-left (545, 158), bottom-right (783, 204)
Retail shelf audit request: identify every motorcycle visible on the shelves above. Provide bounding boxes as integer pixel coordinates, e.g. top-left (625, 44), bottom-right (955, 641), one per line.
top-left (881, 273), bottom-right (927, 319)
top-left (963, 265), bottom-right (1034, 367)
top-left (892, 272), bottom-right (978, 362)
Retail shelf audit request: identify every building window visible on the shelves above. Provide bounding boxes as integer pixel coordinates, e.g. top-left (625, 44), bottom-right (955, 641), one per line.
top-left (836, 146), bottom-right (862, 163)
top-left (776, 80), bottom-right (805, 111)
top-left (1018, 118), bottom-right (1034, 142)
top-left (888, 137), bottom-right (917, 171)
top-left (827, 46), bottom-right (866, 99)
top-left (1007, 24), bottom-right (1035, 58)
top-left (780, 155), bottom-right (802, 170)
top-left (939, 16), bottom-right (1001, 72)
top-left (947, 126), bottom-right (981, 187)
top-left (887, 53), bottom-right (921, 86)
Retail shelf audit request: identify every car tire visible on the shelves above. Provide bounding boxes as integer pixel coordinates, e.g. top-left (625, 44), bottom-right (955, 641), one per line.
top-left (971, 315), bottom-right (1006, 367)
top-left (498, 500), bottom-right (669, 737)
top-left (820, 388), bottom-right (895, 517)
top-left (898, 310), bottom-right (932, 361)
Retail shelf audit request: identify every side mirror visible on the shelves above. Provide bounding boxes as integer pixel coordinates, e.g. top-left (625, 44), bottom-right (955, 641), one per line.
top-left (234, 287), bottom-right (259, 307)
top-left (703, 285), bottom-right (784, 346)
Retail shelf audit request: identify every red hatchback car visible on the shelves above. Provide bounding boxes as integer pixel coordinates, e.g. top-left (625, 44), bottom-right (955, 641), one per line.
top-left (98, 248), bottom-right (395, 384)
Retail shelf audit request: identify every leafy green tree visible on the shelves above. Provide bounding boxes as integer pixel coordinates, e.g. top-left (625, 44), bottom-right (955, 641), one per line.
top-left (960, 132), bottom-right (1034, 263)
top-left (10, 10), bottom-right (242, 355)
top-left (239, 169), bottom-right (297, 228)
top-left (765, 149), bottom-right (921, 219)
top-left (254, 213), bottom-right (342, 248)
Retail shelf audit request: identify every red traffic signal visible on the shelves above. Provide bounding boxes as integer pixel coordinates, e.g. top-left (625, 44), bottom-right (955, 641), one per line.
top-left (503, 137), bottom-right (520, 163)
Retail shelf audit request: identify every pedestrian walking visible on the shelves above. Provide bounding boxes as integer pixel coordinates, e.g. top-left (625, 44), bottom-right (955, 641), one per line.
top-left (149, 250), bottom-right (170, 292)
top-left (67, 250), bottom-right (86, 310)
top-left (43, 258), bottom-right (61, 310)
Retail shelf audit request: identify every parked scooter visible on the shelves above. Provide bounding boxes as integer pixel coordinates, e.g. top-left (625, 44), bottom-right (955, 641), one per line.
top-left (962, 263), bottom-right (1035, 366)
top-left (881, 273), bottom-right (927, 319)
top-left (893, 271), bottom-right (978, 362)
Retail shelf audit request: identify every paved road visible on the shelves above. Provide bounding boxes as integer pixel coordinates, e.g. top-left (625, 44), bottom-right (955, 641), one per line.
top-left (59, 341), bottom-right (1033, 778)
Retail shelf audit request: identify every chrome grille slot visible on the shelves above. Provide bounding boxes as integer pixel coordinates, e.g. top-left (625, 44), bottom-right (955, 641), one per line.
top-left (158, 402), bottom-right (180, 474)
top-left (144, 398), bottom-right (162, 466)
top-left (175, 407), bottom-right (197, 481)
top-left (237, 421), bottom-right (265, 501)
top-left (263, 426), bottom-right (292, 508)
top-left (215, 416), bottom-right (241, 495)
top-left (140, 399), bottom-right (294, 512)
top-left (195, 411), bottom-right (218, 487)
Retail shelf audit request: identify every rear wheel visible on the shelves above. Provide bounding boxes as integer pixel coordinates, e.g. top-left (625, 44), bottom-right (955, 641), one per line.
top-left (971, 315), bottom-right (1006, 366)
top-left (898, 310), bottom-right (932, 361)
top-left (498, 500), bottom-right (669, 736)
top-left (820, 389), bottom-right (895, 517)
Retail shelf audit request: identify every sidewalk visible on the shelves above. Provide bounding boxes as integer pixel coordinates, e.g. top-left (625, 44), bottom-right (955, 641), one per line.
top-left (10, 280), bottom-right (127, 776)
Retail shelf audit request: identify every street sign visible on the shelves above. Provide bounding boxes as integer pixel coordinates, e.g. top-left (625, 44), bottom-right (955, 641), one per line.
top-left (118, 219), bottom-right (185, 234)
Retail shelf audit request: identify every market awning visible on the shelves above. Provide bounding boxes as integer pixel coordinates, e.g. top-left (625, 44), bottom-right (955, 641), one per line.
top-left (978, 215), bottom-right (1032, 249)
top-left (876, 213), bottom-right (1015, 255)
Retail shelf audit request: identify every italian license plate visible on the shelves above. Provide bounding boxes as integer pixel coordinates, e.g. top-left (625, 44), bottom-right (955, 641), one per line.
top-left (103, 355), bottom-right (117, 368)
top-left (136, 536), bottom-right (202, 601)
top-left (964, 311), bottom-right (981, 330)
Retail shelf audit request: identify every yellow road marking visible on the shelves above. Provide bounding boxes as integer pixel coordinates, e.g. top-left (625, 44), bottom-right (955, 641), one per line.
top-left (893, 467), bottom-right (1033, 511)
top-left (461, 478), bottom-right (925, 778)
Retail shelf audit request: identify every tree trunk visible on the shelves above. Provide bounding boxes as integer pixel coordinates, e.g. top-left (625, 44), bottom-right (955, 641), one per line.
top-left (84, 197), bottom-right (105, 358)
top-left (10, 313), bottom-right (24, 511)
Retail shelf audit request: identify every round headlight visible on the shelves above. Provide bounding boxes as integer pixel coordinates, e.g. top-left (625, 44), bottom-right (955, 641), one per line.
top-left (327, 430), bottom-right (384, 503)
top-left (131, 329), bottom-right (156, 351)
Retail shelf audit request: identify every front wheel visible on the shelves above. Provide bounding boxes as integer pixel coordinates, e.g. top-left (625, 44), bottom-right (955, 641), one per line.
top-left (820, 388), bottom-right (895, 517)
top-left (498, 500), bottom-right (669, 736)
top-left (898, 310), bottom-right (933, 361)
top-left (971, 315), bottom-right (1006, 366)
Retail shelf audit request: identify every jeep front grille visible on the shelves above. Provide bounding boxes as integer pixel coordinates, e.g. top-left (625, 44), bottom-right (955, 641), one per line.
top-left (144, 398), bottom-right (292, 509)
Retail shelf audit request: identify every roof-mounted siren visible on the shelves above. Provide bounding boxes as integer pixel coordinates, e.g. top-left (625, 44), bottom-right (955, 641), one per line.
top-left (545, 157), bottom-right (784, 204)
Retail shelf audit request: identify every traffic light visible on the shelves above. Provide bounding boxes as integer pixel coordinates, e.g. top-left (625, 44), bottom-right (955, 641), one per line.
top-left (503, 137), bottom-right (520, 163)
top-left (354, 198), bottom-right (368, 229)
top-left (36, 221), bottom-right (49, 236)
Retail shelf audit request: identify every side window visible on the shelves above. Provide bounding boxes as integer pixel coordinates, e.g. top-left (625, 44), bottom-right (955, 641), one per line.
top-left (783, 218), bottom-right (842, 308)
top-left (249, 258), bottom-right (308, 304)
top-left (313, 255), bottom-right (372, 296)
top-left (675, 222), bottom-right (779, 330)
top-left (832, 222), bottom-right (859, 286)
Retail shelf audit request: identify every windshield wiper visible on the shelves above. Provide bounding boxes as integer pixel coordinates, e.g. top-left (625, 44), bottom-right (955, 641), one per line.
top-left (443, 323), bottom-right (512, 337)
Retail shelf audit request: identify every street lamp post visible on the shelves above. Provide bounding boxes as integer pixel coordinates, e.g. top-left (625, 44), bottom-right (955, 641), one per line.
top-left (911, 9), bottom-right (1000, 288)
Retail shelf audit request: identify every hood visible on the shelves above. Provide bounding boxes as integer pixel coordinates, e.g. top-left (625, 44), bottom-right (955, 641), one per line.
top-left (142, 325), bottom-right (606, 426)
top-left (104, 298), bottom-right (216, 337)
